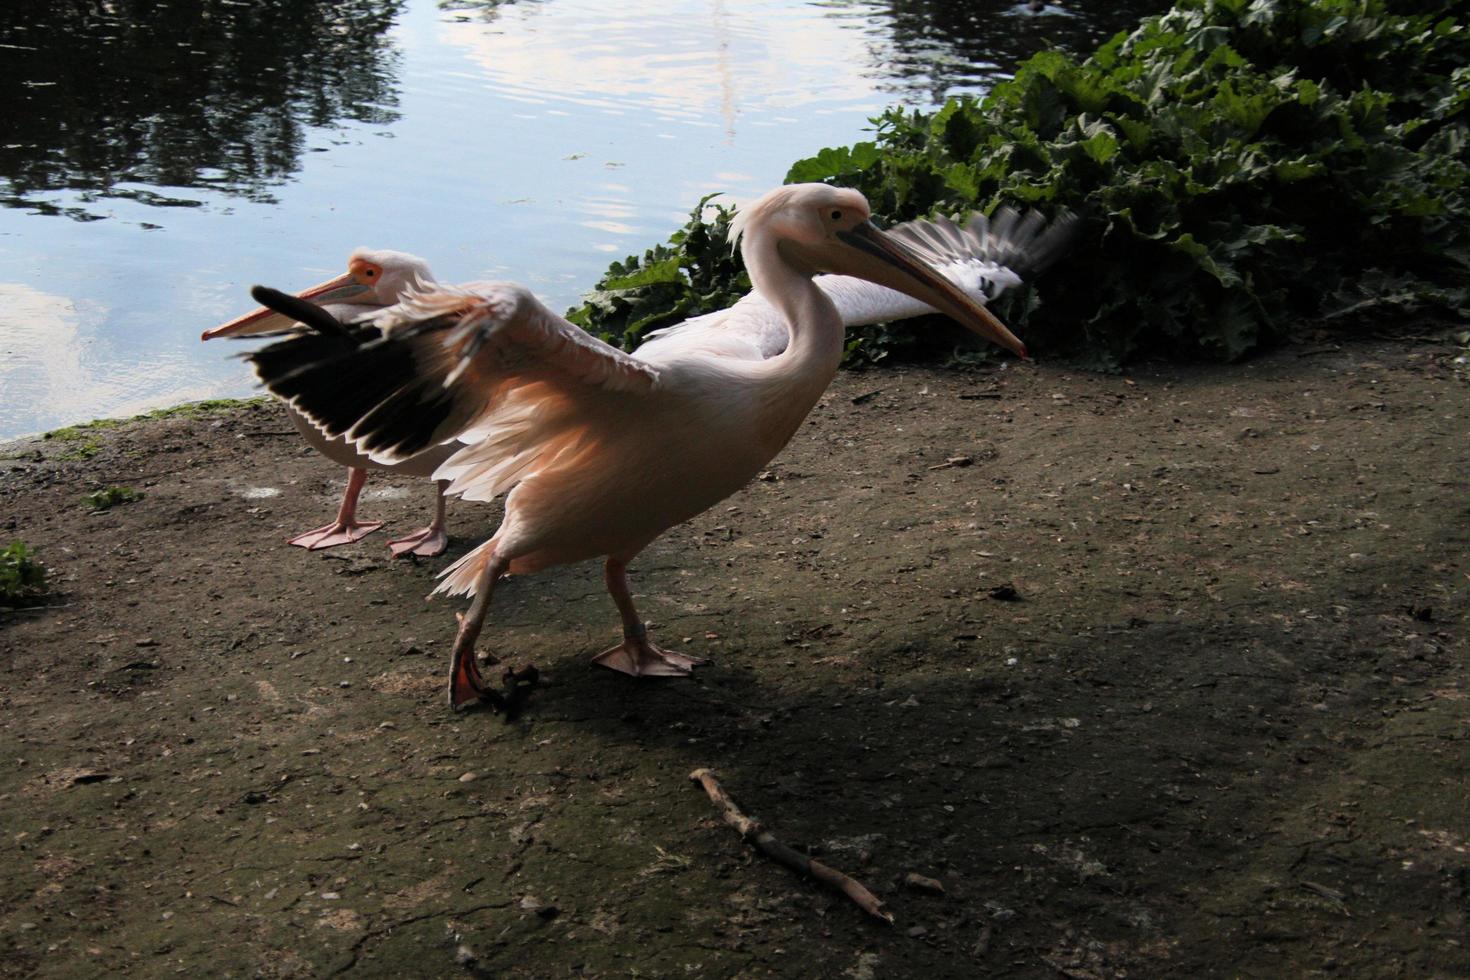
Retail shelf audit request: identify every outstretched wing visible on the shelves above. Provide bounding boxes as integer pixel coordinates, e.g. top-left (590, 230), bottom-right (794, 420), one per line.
top-left (248, 280), bottom-right (659, 463)
top-left (885, 208), bottom-right (1078, 288)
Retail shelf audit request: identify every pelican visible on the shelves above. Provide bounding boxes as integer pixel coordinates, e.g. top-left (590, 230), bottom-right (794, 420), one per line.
top-left (246, 184), bottom-right (1035, 710)
top-left (203, 249), bottom-right (460, 558)
top-left (635, 205), bottom-right (1072, 362)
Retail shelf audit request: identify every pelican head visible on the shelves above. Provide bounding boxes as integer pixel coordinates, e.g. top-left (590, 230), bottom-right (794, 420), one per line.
top-left (738, 184), bottom-right (1028, 358)
top-left (201, 248), bottom-right (436, 340)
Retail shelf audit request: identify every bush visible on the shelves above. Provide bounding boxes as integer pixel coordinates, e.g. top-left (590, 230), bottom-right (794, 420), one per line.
top-left (570, 0), bottom-right (1470, 367)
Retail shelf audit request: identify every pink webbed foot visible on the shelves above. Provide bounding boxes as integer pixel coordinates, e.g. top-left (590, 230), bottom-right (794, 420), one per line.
top-left (449, 650), bottom-right (498, 710)
top-left (288, 520), bottom-right (384, 550)
top-left (448, 611), bottom-right (500, 710)
top-left (592, 633), bottom-right (708, 678)
top-left (447, 646), bottom-right (540, 717)
top-left (388, 526), bottom-right (448, 559)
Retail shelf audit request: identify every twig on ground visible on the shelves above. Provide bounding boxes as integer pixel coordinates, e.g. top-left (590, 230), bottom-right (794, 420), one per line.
top-left (688, 767), bottom-right (893, 924)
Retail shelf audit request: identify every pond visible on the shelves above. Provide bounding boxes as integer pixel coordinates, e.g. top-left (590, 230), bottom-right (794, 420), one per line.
top-left (0, 0), bottom-right (1164, 440)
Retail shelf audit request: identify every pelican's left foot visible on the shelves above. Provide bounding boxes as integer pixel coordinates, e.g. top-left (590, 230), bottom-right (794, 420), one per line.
top-left (388, 526), bottom-right (448, 558)
top-left (592, 630), bottom-right (707, 678)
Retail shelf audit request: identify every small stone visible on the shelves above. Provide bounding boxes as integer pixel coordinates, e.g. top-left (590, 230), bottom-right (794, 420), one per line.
top-left (907, 925), bottom-right (928, 939)
top-left (459, 772), bottom-right (477, 783)
top-left (135, 637), bottom-right (159, 648)
top-left (903, 872), bottom-right (946, 895)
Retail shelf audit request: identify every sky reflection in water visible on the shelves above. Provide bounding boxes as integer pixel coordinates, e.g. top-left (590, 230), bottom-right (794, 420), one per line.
top-left (0, 0), bottom-right (1162, 438)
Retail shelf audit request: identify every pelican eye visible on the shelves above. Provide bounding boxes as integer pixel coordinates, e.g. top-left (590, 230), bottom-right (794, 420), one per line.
top-left (350, 260), bottom-right (384, 285)
top-left (830, 209), bottom-right (842, 221)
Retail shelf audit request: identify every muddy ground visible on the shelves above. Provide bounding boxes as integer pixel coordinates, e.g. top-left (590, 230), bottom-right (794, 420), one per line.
top-left (1, 338), bottom-right (1467, 979)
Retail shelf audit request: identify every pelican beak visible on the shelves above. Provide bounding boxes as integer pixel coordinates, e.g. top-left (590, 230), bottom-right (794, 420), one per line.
top-left (201, 272), bottom-right (368, 340)
top-left (831, 220), bottom-right (1028, 359)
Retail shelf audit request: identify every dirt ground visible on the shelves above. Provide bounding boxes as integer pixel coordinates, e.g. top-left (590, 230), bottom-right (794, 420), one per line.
top-left (2, 337), bottom-right (1467, 979)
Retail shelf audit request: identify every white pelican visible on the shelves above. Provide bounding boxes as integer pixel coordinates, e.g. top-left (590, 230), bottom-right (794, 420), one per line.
top-left (203, 249), bottom-right (460, 558)
top-left (245, 184), bottom-right (1034, 710)
top-left (635, 205), bottom-right (1072, 362)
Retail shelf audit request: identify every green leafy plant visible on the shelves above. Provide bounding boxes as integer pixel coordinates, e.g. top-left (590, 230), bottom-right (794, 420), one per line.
top-left (571, 0), bottom-right (1470, 367)
top-left (83, 486), bottom-right (143, 512)
top-left (791, 0), bottom-right (1470, 365)
top-left (0, 541), bottom-right (47, 607)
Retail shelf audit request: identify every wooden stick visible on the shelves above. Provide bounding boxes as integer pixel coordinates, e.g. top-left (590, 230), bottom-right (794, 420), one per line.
top-left (688, 768), bottom-right (893, 924)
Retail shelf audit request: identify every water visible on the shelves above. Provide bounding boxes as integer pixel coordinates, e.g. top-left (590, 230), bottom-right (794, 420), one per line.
top-left (0, 0), bottom-right (1163, 439)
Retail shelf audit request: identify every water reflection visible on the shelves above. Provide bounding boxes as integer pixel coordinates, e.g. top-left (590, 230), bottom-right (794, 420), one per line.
top-left (0, 283), bottom-right (219, 434)
top-left (0, 0), bottom-right (406, 219)
top-left (833, 0), bottom-right (1172, 104)
top-left (436, 0), bottom-right (887, 128)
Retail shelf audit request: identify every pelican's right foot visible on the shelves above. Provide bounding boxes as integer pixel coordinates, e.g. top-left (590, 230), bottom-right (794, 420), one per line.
top-left (288, 520), bottom-right (383, 550)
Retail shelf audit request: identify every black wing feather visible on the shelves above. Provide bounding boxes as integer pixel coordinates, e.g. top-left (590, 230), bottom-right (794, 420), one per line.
top-left (247, 327), bottom-right (417, 442)
top-left (246, 308), bottom-right (467, 457)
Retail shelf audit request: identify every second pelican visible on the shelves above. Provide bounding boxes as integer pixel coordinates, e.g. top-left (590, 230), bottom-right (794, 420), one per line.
top-left (203, 249), bottom-right (459, 557)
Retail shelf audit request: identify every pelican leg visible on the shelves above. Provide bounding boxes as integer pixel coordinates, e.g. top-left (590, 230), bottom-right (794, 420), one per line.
top-left (447, 552), bottom-right (510, 711)
top-left (592, 558), bottom-right (708, 677)
top-left (389, 480), bottom-right (450, 558)
top-left (288, 467), bottom-right (383, 549)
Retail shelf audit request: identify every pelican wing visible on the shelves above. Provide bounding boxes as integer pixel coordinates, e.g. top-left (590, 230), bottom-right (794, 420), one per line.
top-left (249, 281), bottom-right (658, 463)
top-left (885, 208), bottom-right (1077, 285)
